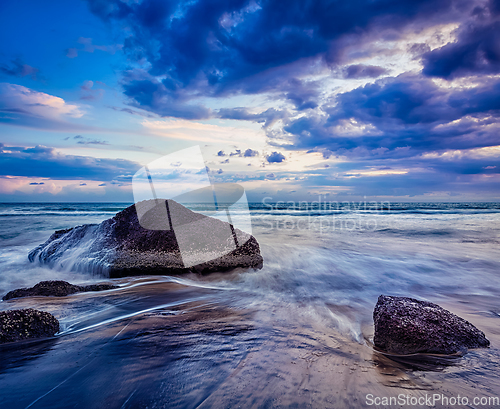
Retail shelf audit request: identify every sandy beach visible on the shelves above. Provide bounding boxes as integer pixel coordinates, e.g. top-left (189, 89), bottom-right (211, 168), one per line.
top-left (1, 277), bottom-right (499, 408)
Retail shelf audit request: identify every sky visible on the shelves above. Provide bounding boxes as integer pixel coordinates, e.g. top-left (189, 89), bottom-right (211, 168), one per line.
top-left (0, 0), bottom-right (499, 202)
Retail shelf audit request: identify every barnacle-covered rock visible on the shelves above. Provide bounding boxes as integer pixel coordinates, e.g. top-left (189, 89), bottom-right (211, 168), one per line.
top-left (0, 309), bottom-right (59, 344)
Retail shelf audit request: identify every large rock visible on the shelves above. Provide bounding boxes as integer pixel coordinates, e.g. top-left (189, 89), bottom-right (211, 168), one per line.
top-left (0, 309), bottom-right (59, 344)
top-left (3, 280), bottom-right (117, 301)
top-left (28, 200), bottom-right (263, 278)
top-left (373, 295), bottom-right (490, 355)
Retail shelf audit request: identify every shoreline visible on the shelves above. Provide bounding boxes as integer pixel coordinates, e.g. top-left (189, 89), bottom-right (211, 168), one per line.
top-left (0, 278), bottom-right (499, 408)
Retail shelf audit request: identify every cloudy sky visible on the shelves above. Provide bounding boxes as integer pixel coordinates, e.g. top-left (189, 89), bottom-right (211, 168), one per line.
top-left (1, 0), bottom-right (499, 202)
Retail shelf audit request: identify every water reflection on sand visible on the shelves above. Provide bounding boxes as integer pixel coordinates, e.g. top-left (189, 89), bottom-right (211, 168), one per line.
top-left (0, 278), bottom-right (498, 409)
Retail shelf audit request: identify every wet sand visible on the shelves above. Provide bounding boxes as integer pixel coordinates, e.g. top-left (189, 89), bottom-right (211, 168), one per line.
top-left (0, 279), bottom-right (499, 409)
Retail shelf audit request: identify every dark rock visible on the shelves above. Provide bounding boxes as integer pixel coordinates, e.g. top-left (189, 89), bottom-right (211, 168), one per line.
top-left (3, 280), bottom-right (118, 301)
top-left (81, 283), bottom-right (118, 292)
top-left (373, 295), bottom-right (490, 355)
top-left (3, 281), bottom-right (81, 300)
top-left (0, 309), bottom-right (59, 344)
top-left (28, 199), bottom-right (263, 278)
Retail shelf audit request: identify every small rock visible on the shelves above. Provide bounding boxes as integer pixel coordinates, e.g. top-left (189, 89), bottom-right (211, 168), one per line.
top-left (0, 309), bottom-right (59, 344)
top-left (373, 295), bottom-right (490, 355)
top-left (81, 283), bottom-right (117, 292)
top-left (2, 280), bottom-right (117, 301)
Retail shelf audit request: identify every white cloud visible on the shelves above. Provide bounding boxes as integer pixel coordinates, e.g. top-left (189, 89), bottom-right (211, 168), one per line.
top-left (0, 83), bottom-right (83, 119)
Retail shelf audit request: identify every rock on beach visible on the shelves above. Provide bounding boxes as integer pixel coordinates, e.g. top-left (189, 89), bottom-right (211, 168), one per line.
top-left (28, 199), bottom-right (263, 278)
top-left (2, 280), bottom-right (117, 301)
top-left (373, 295), bottom-right (490, 355)
top-left (0, 309), bottom-right (59, 344)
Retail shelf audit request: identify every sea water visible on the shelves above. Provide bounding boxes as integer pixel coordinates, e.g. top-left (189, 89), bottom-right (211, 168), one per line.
top-left (0, 201), bottom-right (499, 340)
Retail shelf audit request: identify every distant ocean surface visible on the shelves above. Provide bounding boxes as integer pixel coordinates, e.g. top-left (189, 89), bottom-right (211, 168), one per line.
top-left (1, 201), bottom-right (499, 341)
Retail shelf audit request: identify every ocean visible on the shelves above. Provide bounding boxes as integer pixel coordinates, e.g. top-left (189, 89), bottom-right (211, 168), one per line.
top-left (0, 201), bottom-right (499, 408)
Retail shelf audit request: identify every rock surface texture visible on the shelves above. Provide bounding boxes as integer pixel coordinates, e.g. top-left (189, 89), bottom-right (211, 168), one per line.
top-left (28, 200), bottom-right (263, 278)
top-left (0, 309), bottom-right (59, 344)
top-left (2, 280), bottom-right (117, 301)
top-left (373, 295), bottom-right (490, 355)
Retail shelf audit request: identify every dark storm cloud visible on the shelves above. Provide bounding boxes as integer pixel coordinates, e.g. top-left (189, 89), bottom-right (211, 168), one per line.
top-left (423, 21), bottom-right (500, 79)
top-left (85, 0), bottom-right (472, 117)
top-left (0, 145), bottom-right (140, 180)
top-left (491, 0), bottom-right (500, 15)
top-left (329, 75), bottom-right (500, 125)
top-left (281, 78), bottom-right (320, 111)
top-left (121, 76), bottom-right (211, 120)
top-left (422, 0), bottom-right (500, 79)
top-left (267, 152), bottom-right (286, 163)
top-left (281, 74), bottom-right (500, 158)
